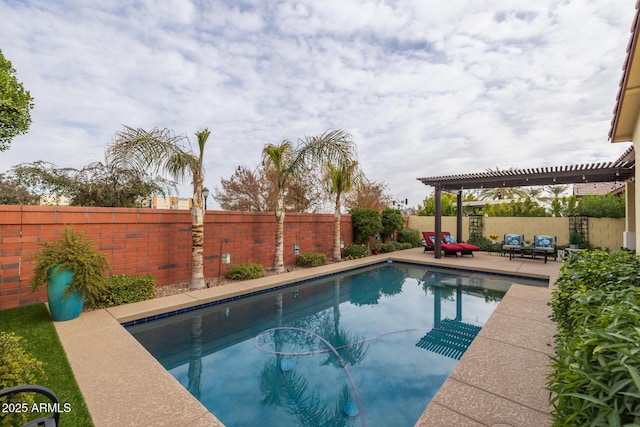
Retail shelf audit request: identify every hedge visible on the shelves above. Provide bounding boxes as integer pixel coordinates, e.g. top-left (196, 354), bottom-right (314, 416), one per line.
top-left (225, 263), bottom-right (266, 280)
top-left (295, 252), bottom-right (327, 268)
top-left (93, 274), bottom-right (156, 308)
top-left (548, 250), bottom-right (640, 426)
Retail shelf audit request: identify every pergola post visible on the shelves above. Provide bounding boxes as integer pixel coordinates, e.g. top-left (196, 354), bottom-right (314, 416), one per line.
top-left (456, 191), bottom-right (463, 242)
top-left (434, 185), bottom-right (442, 258)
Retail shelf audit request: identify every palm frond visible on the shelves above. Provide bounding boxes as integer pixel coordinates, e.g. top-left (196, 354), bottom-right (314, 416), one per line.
top-left (106, 126), bottom-right (190, 181)
top-left (297, 129), bottom-right (357, 169)
top-left (325, 160), bottom-right (361, 196)
top-left (165, 152), bottom-right (200, 183)
top-left (262, 141), bottom-right (294, 187)
top-left (195, 128), bottom-right (210, 169)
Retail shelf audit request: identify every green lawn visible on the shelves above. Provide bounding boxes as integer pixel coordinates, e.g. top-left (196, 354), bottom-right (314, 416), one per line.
top-left (0, 304), bottom-right (93, 426)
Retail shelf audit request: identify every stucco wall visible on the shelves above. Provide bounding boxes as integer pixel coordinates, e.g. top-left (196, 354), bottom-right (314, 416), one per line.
top-left (407, 215), bottom-right (624, 249)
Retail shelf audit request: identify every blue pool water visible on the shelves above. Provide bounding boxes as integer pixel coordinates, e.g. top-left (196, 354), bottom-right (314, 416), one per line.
top-left (126, 262), bottom-right (546, 426)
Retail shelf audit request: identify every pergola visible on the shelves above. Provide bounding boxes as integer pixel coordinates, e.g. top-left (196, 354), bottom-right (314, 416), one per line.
top-left (417, 146), bottom-right (635, 258)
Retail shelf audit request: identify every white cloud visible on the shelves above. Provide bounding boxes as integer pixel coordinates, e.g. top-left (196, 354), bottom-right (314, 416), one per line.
top-left (0, 0), bottom-right (634, 209)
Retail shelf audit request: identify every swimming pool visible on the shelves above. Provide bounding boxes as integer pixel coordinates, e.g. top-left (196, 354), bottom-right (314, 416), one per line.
top-left (126, 262), bottom-right (546, 426)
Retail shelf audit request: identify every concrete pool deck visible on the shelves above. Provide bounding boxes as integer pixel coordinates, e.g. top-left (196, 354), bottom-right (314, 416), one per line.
top-left (53, 248), bottom-right (560, 426)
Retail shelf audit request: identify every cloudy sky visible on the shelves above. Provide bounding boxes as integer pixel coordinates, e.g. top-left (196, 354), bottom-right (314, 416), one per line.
top-left (0, 0), bottom-right (635, 210)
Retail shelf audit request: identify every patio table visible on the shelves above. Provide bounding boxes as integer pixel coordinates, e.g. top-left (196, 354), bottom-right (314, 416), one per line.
top-left (508, 245), bottom-right (552, 263)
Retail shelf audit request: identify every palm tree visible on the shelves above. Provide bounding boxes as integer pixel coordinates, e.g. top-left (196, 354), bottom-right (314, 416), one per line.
top-left (476, 167), bottom-right (527, 200)
top-left (524, 187), bottom-right (545, 203)
top-left (477, 186), bottom-right (528, 200)
top-left (262, 130), bottom-right (356, 272)
top-left (325, 160), bottom-right (361, 262)
top-left (106, 126), bottom-right (211, 289)
top-left (545, 184), bottom-right (570, 200)
top-left (545, 184), bottom-right (570, 217)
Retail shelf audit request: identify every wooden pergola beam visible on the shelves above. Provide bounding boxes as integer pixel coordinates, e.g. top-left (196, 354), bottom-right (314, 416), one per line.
top-left (418, 148), bottom-right (635, 259)
top-left (418, 158), bottom-right (634, 191)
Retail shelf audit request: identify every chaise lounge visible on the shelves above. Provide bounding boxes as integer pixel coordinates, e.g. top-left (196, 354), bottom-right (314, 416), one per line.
top-left (441, 232), bottom-right (480, 257)
top-left (422, 231), bottom-right (463, 256)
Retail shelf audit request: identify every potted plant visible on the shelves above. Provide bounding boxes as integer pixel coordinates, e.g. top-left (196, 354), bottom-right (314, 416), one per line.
top-left (30, 227), bottom-right (110, 321)
top-left (569, 230), bottom-right (581, 249)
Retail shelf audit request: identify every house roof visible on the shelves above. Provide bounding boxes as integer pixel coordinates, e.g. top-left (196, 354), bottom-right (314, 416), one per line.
top-left (609, 1), bottom-right (640, 142)
top-left (417, 146), bottom-right (635, 192)
top-left (573, 182), bottom-right (625, 197)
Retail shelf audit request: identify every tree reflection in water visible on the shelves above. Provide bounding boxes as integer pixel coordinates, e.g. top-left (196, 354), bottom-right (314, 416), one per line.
top-left (256, 277), bottom-right (369, 426)
top-left (187, 314), bottom-right (203, 399)
top-left (350, 265), bottom-right (406, 306)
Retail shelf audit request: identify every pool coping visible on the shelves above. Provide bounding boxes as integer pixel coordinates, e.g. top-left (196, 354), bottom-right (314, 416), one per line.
top-left (53, 248), bottom-right (560, 426)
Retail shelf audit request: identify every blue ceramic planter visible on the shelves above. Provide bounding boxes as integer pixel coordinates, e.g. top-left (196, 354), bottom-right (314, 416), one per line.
top-left (47, 265), bottom-right (85, 321)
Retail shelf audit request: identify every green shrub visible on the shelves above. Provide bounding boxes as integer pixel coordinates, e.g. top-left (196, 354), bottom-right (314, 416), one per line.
top-left (371, 242), bottom-right (406, 254)
top-left (382, 242), bottom-right (396, 252)
top-left (370, 242), bottom-right (382, 254)
top-left (343, 244), bottom-right (368, 260)
top-left (550, 250), bottom-right (640, 332)
top-left (93, 274), bottom-right (156, 308)
top-left (468, 235), bottom-right (491, 251)
top-left (548, 250), bottom-right (640, 425)
top-left (397, 228), bottom-right (422, 247)
top-left (295, 252), bottom-right (327, 267)
top-left (350, 208), bottom-right (382, 244)
top-left (381, 208), bottom-right (404, 241)
top-left (371, 242), bottom-right (396, 254)
top-left (30, 226), bottom-right (110, 307)
top-left (578, 194), bottom-right (625, 218)
top-left (393, 242), bottom-right (413, 250)
top-left (0, 332), bottom-right (46, 427)
top-left (225, 263), bottom-right (265, 280)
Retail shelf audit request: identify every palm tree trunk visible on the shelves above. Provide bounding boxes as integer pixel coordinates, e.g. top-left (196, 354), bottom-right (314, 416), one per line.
top-left (273, 193), bottom-right (285, 272)
top-left (190, 184), bottom-right (206, 289)
top-left (333, 194), bottom-right (341, 262)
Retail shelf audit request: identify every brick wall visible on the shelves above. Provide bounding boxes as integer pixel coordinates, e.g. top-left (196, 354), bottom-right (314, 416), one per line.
top-left (0, 206), bottom-right (353, 310)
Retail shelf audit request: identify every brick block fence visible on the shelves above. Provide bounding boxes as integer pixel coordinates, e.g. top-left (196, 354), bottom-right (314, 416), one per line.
top-left (0, 206), bottom-right (354, 310)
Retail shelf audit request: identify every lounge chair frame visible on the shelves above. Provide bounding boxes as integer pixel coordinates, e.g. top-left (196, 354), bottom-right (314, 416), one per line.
top-left (0, 385), bottom-right (60, 427)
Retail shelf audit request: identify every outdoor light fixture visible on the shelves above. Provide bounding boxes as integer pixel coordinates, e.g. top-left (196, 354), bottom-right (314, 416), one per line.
top-left (217, 238), bottom-right (230, 285)
top-left (202, 187), bottom-right (210, 210)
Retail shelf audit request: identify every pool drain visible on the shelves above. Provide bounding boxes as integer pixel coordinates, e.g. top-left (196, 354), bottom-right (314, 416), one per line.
top-left (343, 401), bottom-right (360, 417)
top-left (280, 356), bottom-right (296, 372)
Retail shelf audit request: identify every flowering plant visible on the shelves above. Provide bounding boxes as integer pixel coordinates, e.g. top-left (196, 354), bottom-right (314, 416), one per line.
top-left (488, 233), bottom-right (500, 241)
